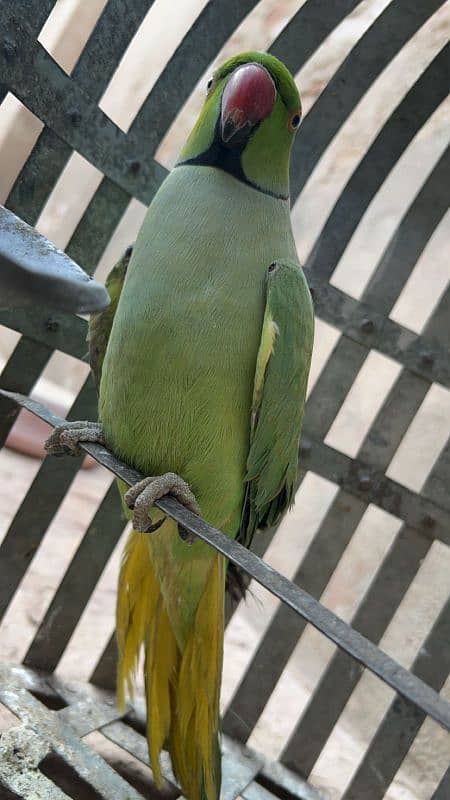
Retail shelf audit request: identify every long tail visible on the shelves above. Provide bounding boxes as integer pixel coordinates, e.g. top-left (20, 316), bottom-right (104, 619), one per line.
top-left (116, 529), bottom-right (225, 800)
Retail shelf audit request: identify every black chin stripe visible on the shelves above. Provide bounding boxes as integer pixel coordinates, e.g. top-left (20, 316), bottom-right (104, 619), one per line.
top-left (176, 117), bottom-right (289, 201)
top-left (176, 158), bottom-right (289, 201)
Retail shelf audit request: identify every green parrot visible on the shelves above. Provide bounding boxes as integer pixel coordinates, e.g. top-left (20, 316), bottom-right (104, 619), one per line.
top-left (45, 52), bottom-right (314, 800)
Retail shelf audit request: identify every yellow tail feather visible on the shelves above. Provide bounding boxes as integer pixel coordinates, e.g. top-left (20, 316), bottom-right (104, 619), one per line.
top-left (116, 528), bottom-right (225, 800)
top-left (116, 531), bottom-right (159, 710)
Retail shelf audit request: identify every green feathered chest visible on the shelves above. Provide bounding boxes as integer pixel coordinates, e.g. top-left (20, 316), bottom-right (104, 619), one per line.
top-left (99, 165), bottom-right (297, 528)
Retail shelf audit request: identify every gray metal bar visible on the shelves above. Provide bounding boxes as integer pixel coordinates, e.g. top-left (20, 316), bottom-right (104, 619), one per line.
top-left (223, 492), bottom-right (366, 741)
top-left (301, 437), bottom-right (450, 545)
top-left (1, 0), bottom-right (57, 33)
top-left (102, 692), bottom-right (332, 800)
top-left (425, 284), bottom-right (450, 342)
top-left (361, 148), bottom-right (449, 313)
top-left (0, 666), bottom-right (145, 800)
top-left (342, 598), bottom-right (450, 799)
top-left (0, 727), bottom-right (71, 800)
top-left (289, 0), bottom-right (446, 203)
top-left (24, 482), bottom-right (125, 671)
top-left (1, 16), bottom-right (166, 207)
top-left (432, 767), bottom-right (450, 800)
top-left (0, 336), bottom-right (52, 448)
top-left (129, 0), bottom-right (260, 151)
top-left (270, 0), bottom-right (360, 74)
top-left (6, 0), bottom-right (154, 225)
top-left (425, 440), bottom-right (450, 510)
top-left (2, 389), bottom-right (450, 734)
top-left (1, 664), bottom-right (276, 800)
top-left (308, 45), bottom-right (449, 277)
top-left (303, 337), bottom-right (367, 440)
top-left (281, 526), bottom-right (432, 776)
top-left (357, 371), bottom-right (431, 471)
top-left (91, 632), bottom-right (118, 691)
top-left (0, 379), bottom-right (98, 622)
top-left (0, 306), bottom-right (87, 361)
top-left (71, 0), bottom-right (155, 101)
top-left (64, 180), bottom-right (132, 273)
top-left (0, 205), bottom-right (109, 313)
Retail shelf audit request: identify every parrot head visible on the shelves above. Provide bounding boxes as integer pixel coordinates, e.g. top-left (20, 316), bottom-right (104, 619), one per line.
top-left (177, 52), bottom-right (301, 200)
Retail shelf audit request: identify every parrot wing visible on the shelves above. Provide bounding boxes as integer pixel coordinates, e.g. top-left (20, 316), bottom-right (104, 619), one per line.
top-left (239, 260), bottom-right (314, 549)
top-left (87, 247), bottom-right (132, 390)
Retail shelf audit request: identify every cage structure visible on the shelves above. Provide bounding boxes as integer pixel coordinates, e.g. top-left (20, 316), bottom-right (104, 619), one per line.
top-left (0, 1), bottom-right (449, 799)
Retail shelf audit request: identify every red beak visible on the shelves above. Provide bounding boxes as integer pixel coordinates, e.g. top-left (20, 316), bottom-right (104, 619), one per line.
top-left (221, 63), bottom-right (276, 145)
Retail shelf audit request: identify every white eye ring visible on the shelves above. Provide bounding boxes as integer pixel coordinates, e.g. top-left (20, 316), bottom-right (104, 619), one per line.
top-left (288, 111), bottom-right (302, 132)
top-left (206, 77), bottom-right (213, 93)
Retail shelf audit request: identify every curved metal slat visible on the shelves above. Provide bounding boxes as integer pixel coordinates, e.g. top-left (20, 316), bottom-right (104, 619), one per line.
top-left (23, 482), bottom-right (125, 671)
top-left (0, 337), bottom-right (52, 448)
top-left (360, 147), bottom-right (450, 313)
top-left (308, 270), bottom-right (450, 390)
top-left (289, 0), bottom-right (445, 203)
top-left (0, 0), bottom-right (57, 33)
top-left (423, 283), bottom-right (450, 343)
top-left (281, 524), bottom-right (433, 776)
top-left (129, 0), bottom-right (259, 150)
top-left (269, 0), bottom-right (360, 73)
top-left (0, 307), bottom-right (87, 360)
top-left (0, 1), bottom-right (57, 111)
top-left (342, 598), bottom-right (450, 800)
top-left (64, 180), bottom-right (133, 273)
top-left (432, 768), bottom-right (450, 800)
top-left (222, 491), bottom-right (366, 741)
top-left (1, 17), bottom-right (166, 206)
top-left (6, 0), bottom-right (154, 225)
top-left (0, 378), bottom-right (98, 623)
top-left (304, 336), bottom-right (367, 440)
top-left (281, 445), bottom-right (449, 775)
top-left (307, 45), bottom-right (449, 277)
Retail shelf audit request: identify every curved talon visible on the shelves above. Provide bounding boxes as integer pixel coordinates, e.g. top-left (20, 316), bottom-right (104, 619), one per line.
top-left (44, 421), bottom-right (104, 457)
top-left (124, 472), bottom-right (200, 536)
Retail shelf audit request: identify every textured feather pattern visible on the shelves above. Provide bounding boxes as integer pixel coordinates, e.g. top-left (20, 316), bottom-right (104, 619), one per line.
top-left (116, 522), bottom-right (224, 800)
top-left (88, 249), bottom-right (130, 391)
top-left (100, 165), bottom-right (298, 800)
top-left (240, 260), bottom-right (314, 547)
top-left (116, 529), bottom-right (159, 709)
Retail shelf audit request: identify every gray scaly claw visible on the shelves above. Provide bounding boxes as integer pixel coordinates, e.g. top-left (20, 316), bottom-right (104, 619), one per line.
top-left (124, 472), bottom-right (200, 538)
top-left (44, 421), bottom-right (105, 457)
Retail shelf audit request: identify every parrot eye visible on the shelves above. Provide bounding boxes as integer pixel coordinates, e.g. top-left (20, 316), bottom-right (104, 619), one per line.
top-left (268, 261), bottom-right (279, 274)
top-left (206, 77), bottom-right (214, 93)
top-left (288, 111), bottom-right (302, 132)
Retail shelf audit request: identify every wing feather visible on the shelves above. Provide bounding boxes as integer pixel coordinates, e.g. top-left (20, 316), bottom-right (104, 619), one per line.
top-left (88, 247), bottom-right (132, 390)
top-left (239, 260), bottom-right (314, 548)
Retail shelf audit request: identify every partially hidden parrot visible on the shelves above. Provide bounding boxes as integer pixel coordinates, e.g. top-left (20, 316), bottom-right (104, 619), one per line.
top-left (45, 52), bottom-right (314, 800)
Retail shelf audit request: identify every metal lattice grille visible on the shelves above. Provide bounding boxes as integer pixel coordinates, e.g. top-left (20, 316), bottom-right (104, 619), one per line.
top-left (0, 1), bottom-right (449, 798)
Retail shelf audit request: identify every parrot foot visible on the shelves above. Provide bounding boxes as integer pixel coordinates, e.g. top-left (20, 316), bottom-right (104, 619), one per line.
top-left (44, 421), bottom-right (105, 457)
top-left (124, 472), bottom-right (200, 540)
